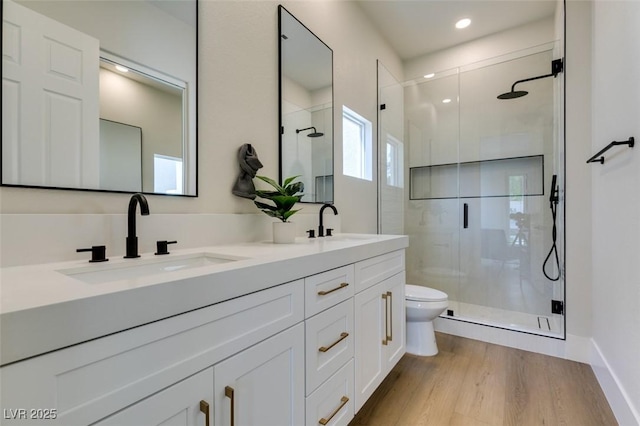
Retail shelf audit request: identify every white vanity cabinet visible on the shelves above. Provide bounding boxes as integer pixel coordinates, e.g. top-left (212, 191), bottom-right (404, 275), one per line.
top-left (0, 280), bottom-right (304, 426)
top-left (0, 237), bottom-right (409, 426)
top-left (353, 250), bottom-right (406, 412)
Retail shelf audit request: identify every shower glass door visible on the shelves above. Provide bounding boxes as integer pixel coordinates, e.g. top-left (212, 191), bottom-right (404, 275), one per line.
top-left (404, 70), bottom-right (463, 307)
top-left (393, 46), bottom-right (565, 338)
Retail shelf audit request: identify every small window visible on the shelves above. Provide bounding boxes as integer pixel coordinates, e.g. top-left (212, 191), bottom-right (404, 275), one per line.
top-left (342, 106), bottom-right (372, 181)
top-left (385, 135), bottom-right (404, 188)
top-left (154, 154), bottom-right (183, 194)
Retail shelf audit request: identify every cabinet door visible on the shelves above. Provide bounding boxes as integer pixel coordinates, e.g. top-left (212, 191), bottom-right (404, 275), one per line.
top-left (214, 323), bottom-right (305, 426)
top-left (383, 271), bottom-right (406, 368)
top-left (95, 367), bottom-right (213, 426)
top-left (353, 282), bottom-right (385, 412)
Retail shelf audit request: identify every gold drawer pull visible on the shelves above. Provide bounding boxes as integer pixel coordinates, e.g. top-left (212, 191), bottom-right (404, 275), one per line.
top-left (318, 282), bottom-right (349, 296)
top-left (382, 293), bottom-right (388, 345)
top-left (318, 332), bottom-right (349, 352)
top-left (319, 396), bottom-right (349, 425)
top-left (225, 386), bottom-right (235, 426)
top-left (199, 400), bottom-right (210, 426)
top-left (387, 291), bottom-right (393, 342)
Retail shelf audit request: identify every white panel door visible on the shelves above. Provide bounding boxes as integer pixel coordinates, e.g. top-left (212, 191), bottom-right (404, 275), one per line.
top-left (94, 367), bottom-right (213, 426)
top-left (2, 0), bottom-right (99, 187)
top-left (214, 323), bottom-right (305, 426)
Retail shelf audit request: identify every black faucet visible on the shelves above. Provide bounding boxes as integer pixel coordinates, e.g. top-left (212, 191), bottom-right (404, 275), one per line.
top-left (318, 203), bottom-right (338, 237)
top-left (124, 193), bottom-right (150, 258)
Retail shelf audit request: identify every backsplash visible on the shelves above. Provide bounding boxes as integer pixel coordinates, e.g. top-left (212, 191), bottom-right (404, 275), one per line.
top-left (0, 212), bottom-right (340, 268)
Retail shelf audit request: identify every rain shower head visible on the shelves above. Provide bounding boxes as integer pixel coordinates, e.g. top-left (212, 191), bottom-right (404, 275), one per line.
top-left (296, 126), bottom-right (324, 138)
top-left (498, 90), bottom-right (529, 100)
top-left (497, 58), bottom-right (564, 100)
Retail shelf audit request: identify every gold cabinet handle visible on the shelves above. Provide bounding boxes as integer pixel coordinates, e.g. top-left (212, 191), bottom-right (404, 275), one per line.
top-left (318, 282), bottom-right (349, 296)
top-left (200, 400), bottom-right (210, 426)
top-left (225, 386), bottom-right (235, 426)
top-left (381, 293), bottom-right (388, 345)
top-left (387, 291), bottom-right (393, 342)
top-left (319, 396), bottom-right (349, 425)
top-left (318, 332), bottom-right (349, 352)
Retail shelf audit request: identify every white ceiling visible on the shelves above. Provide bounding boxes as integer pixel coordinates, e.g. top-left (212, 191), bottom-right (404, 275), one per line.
top-left (147, 0), bottom-right (196, 27)
top-left (355, 1), bottom-right (557, 61)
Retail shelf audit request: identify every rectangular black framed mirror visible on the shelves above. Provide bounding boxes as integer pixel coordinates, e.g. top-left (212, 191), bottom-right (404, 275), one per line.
top-left (2, 0), bottom-right (197, 196)
top-left (278, 5), bottom-right (333, 204)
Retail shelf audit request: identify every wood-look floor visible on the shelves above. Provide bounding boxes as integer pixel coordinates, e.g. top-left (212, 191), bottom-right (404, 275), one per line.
top-left (350, 332), bottom-right (617, 426)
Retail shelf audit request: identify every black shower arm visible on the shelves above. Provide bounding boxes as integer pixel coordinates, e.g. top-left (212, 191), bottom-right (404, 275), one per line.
top-left (511, 58), bottom-right (564, 92)
top-left (296, 126), bottom-right (317, 134)
top-left (511, 72), bottom-right (556, 92)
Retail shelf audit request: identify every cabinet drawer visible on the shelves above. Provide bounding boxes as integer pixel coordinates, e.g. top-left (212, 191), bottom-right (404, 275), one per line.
top-left (305, 265), bottom-right (354, 318)
top-left (305, 359), bottom-right (354, 426)
top-left (305, 299), bottom-right (354, 394)
top-left (0, 280), bottom-right (303, 426)
top-left (355, 250), bottom-right (404, 293)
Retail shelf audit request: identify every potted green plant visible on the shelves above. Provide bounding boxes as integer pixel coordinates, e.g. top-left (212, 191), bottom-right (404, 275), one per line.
top-left (254, 175), bottom-right (304, 243)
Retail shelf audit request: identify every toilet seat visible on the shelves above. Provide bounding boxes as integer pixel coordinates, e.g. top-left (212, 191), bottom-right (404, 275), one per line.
top-left (405, 284), bottom-right (448, 302)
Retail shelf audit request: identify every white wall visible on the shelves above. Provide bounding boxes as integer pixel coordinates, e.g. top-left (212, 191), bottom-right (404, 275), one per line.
top-left (590, 1), bottom-right (640, 423)
top-left (565, 0), bottom-right (594, 344)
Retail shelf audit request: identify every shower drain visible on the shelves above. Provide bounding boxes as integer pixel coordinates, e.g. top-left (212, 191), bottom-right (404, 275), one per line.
top-left (537, 316), bottom-right (552, 331)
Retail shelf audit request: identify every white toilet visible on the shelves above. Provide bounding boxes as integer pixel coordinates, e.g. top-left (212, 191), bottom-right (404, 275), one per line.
top-left (405, 284), bottom-right (448, 356)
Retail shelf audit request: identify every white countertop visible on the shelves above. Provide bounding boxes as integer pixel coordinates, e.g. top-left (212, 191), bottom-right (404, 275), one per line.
top-left (0, 234), bottom-right (408, 365)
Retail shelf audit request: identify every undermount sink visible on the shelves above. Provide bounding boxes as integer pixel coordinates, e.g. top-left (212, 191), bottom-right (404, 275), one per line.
top-left (59, 252), bottom-right (245, 284)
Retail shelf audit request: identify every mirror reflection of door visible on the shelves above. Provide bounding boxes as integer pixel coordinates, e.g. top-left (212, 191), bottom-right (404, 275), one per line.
top-left (3, 0), bottom-right (100, 188)
top-left (279, 6), bottom-right (334, 203)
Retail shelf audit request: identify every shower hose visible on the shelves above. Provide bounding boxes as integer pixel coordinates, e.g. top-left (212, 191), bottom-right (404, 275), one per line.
top-left (542, 198), bottom-right (561, 281)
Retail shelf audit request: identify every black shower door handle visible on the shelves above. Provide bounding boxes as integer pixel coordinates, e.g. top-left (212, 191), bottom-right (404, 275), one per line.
top-left (463, 203), bottom-right (469, 228)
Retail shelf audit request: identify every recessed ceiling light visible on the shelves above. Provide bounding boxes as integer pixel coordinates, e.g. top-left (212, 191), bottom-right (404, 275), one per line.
top-left (455, 18), bottom-right (471, 29)
top-left (442, 98), bottom-right (452, 104)
top-left (424, 73), bottom-right (435, 79)
top-left (115, 64), bottom-right (129, 73)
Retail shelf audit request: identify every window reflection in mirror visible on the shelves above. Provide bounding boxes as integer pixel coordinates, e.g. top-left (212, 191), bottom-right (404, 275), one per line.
top-left (1, 0), bottom-right (197, 196)
top-left (278, 6), bottom-right (333, 204)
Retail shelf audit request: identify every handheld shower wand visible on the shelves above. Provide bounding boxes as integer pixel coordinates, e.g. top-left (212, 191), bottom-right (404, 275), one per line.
top-left (543, 174), bottom-right (561, 281)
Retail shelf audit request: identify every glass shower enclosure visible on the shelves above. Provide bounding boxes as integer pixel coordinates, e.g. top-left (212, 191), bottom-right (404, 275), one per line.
top-left (378, 46), bottom-right (565, 338)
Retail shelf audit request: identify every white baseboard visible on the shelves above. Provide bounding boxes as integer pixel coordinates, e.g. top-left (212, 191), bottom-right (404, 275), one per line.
top-left (590, 339), bottom-right (640, 426)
